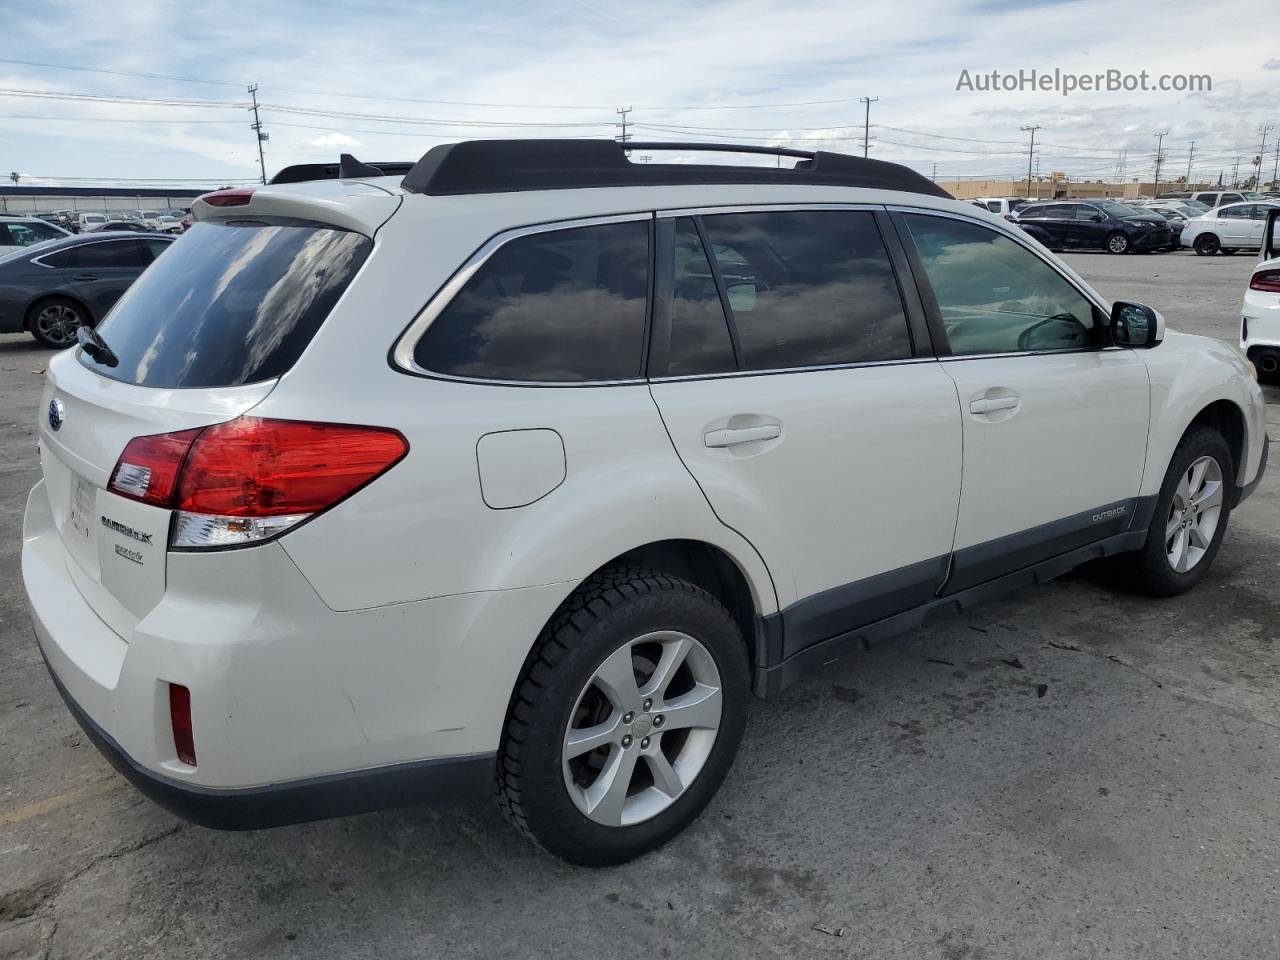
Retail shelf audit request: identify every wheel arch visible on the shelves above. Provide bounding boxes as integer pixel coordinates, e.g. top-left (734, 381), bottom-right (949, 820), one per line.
top-left (1185, 398), bottom-right (1246, 480)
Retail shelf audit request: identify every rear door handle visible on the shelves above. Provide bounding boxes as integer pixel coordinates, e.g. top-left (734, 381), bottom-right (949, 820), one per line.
top-left (969, 396), bottom-right (1021, 414)
top-left (704, 424), bottom-right (782, 448)
top-left (72, 274), bottom-right (100, 281)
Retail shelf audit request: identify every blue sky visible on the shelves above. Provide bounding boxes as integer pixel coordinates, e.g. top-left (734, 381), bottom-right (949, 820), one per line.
top-left (1, 0), bottom-right (1277, 186)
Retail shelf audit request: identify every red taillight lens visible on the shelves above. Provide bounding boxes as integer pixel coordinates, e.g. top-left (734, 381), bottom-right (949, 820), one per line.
top-left (109, 428), bottom-right (201, 507)
top-left (169, 683), bottom-right (196, 766)
top-left (1250, 269), bottom-right (1280, 293)
top-left (198, 188), bottom-right (254, 208)
top-left (176, 418), bottom-right (408, 516)
top-left (107, 417), bottom-right (407, 548)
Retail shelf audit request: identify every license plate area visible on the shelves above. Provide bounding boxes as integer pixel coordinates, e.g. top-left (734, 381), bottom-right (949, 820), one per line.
top-left (68, 473), bottom-right (96, 544)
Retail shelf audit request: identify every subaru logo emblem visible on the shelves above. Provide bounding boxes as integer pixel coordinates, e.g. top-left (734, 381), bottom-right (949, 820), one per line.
top-left (48, 398), bottom-right (64, 432)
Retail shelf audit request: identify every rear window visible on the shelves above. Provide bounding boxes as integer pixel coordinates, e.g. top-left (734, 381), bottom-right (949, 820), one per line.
top-left (79, 220), bottom-right (371, 388)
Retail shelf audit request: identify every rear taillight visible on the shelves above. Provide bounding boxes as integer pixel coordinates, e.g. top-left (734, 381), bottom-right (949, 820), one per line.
top-left (198, 188), bottom-right (254, 207)
top-left (1249, 269), bottom-right (1280, 293)
top-left (107, 417), bottom-right (407, 549)
top-left (169, 683), bottom-right (196, 766)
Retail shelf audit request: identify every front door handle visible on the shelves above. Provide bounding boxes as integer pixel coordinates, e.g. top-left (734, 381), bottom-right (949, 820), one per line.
top-left (72, 274), bottom-right (100, 281)
top-left (969, 396), bottom-right (1021, 414)
top-left (704, 424), bottom-right (782, 448)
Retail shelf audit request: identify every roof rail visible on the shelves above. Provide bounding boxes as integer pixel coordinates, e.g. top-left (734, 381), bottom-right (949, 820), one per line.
top-left (268, 158), bottom-right (414, 185)
top-left (399, 139), bottom-right (951, 199)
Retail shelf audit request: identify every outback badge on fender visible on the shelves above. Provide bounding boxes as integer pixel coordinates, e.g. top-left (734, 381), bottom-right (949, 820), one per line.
top-left (47, 398), bottom-right (64, 432)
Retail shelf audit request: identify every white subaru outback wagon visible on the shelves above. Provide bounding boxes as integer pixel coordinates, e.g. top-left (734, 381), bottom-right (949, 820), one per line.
top-left (23, 140), bottom-right (1269, 865)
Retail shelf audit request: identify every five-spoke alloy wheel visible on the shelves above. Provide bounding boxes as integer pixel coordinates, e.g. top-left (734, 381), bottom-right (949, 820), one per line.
top-left (498, 567), bottom-right (749, 866)
top-left (1165, 455), bottom-right (1224, 573)
top-left (562, 630), bottom-right (722, 827)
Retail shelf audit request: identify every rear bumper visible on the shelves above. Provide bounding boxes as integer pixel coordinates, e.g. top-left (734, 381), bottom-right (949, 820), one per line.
top-left (42, 656), bottom-right (493, 829)
top-left (22, 477), bottom-right (570, 825)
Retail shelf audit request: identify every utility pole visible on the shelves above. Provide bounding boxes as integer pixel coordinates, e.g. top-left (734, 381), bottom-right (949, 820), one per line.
top-left (247, 83), bottom-right (268, 185)
top-left (931, 162), bottom-right (938, 182)
top-left (1152, 131), bottom-right (1168, 198)
top-left (859, 97), bottom-right (878, 158)
top-left (1255, 125), bottom-right (1274, 191)
top-left (1020, 125), bottom-right (1040, 198)
top-left (1231, 157), bottom-right (1240, 187)
top-left (1185, 141), bottom-right (1195, 187)
top-left (1272, 141), bottom-right (1280, 192)
top-left (615, 106), bottom-right (632, 147)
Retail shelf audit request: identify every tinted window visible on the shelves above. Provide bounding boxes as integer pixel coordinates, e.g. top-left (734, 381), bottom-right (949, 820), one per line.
top-left (79, 220), bottom-right (371, 388)
top-left (414, 220), bottom-right (649, 382)
top-left (76, 239), bottom-right (153, 269)
top-left (0, 222), bottom-right (60, 246)
top-left (1219, 205), bottom-right (1250, 219)
top-left (665, 218), bottom-right (736, 377)
top-left (698, 210), bottom-right (911, 370)
top-left (1018, 205), bottom-right (1047, 219)
top-left (1222, 194), bottom-right (1244, 204)
top-left (985, 201), bottom-right (1002, 212)
top-left (903, 214), bottom-right (1097, 355)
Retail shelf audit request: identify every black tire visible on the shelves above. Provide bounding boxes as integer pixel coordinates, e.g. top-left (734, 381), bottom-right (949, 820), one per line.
top-left (1193, 234), bottom-right (1221, 256)
top-left (1105, 231), bottom-right (1130, 254)
top-left (1221, 247), bottom-right (1239, 255)
top-left (1121, 425), bottom-right (1235, 597)
top-left (27, 297), bottom-right (88, 349)
top-left (496, 566), bottom-right (750, 866)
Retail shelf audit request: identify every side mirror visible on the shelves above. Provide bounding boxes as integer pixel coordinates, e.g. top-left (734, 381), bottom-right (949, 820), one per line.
top-left (1110, 301), bottom-right (1165, 348)
top-left (1264, 207), bottom-right (1280, 261)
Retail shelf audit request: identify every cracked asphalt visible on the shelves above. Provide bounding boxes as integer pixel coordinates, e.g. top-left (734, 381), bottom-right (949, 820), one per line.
top-left (1, 250), bottom-right (1277, 959)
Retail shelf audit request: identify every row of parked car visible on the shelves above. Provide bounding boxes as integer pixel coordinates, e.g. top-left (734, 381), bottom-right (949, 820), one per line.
top-left (10, 208), bottom-right (190, 236)
top-left (971, 191), bottom-right (1280, 256)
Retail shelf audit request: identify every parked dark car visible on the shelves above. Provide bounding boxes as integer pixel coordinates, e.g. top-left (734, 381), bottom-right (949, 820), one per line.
top-left (0, 232), bottom-right (173, 347)
top-left (1014, 199), bottom-right (1172, 254)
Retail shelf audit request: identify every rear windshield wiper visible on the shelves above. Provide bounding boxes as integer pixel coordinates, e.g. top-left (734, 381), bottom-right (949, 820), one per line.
top-left (77, 326), bottom-right (118, 367)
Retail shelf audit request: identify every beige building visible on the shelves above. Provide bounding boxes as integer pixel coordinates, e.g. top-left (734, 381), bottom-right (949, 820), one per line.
top-left (938, 178), bottom-right (1216, 201)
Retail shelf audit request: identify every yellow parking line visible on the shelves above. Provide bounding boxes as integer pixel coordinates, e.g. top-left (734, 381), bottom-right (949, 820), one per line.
top-left (0, 776), bottom-right (123, 828)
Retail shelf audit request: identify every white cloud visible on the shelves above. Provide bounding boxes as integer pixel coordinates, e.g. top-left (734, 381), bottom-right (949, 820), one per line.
top-left (1264, 59), bottom-right (1280, 70)
top-left (303, 133), bottom-right (360, 149)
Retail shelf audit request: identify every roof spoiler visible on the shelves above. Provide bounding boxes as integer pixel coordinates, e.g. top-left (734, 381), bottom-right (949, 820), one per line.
top-left (268, 155), bottom-right (414, 185)
top-left (398, 139), bottom-right (952, 199)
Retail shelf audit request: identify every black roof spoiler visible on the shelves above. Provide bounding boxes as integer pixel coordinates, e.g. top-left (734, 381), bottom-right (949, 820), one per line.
top-left (268, 155), bottom-right (414, 185)
top-left (397, 139), bottom-right (951, 199)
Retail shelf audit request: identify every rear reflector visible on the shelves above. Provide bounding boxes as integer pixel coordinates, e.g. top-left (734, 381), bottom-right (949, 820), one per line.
top-left (107, 417), bottom-right (407, 549)
top-left (199, 188), bottom-right (254, 207)
top-left (1250, 269), bottom-right (1280, 293)
top-left (169, 683), bottom-right (196, 766)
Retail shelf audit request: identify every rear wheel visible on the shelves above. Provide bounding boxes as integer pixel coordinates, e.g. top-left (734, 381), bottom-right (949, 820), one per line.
top-left (27, 298), bottom-right (88, 348)
top-left (496, 567), bottom-right (749, 866)
top-left (1122, 426), bottom-right (1233, 597)
top-left (1221, 247), bottom-right (1239, 255)
top-left (1193, 234), bottom-right (1221, 255)
top-left (1106, 232), bottom-right (1130, 254)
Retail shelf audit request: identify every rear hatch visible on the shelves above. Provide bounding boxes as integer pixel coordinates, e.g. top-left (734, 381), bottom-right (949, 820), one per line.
top-left (39, 213), bottom-right (377, 639)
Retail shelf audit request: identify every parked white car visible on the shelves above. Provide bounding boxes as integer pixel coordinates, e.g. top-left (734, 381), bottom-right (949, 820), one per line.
top-left (0, 215), bottom-right (70, 247)
top-left (1182, 200), bottom-right (1280, 255)
top-left (1241, 208), bottom-right (1280, 379)
top-left (970, 196), bottom-right (1027, 220)
top-left (22, 142), bottom-right (1269, 865)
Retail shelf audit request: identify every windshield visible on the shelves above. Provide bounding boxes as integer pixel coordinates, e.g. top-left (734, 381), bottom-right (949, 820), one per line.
top-left (78, 219), bottom-right (372, 389)
top-left (1095, 200), bottom-right (1148, 219)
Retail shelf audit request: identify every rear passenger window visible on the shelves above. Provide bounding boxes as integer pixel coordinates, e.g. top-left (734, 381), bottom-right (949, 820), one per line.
top-left (415, 221), bottom-right (649, 382)
top-left (698, 211), bottom-right (912, 371)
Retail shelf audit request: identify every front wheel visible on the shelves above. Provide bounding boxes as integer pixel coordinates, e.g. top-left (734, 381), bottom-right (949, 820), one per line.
top-left (1122, 426), bottom-right (1234, 597)
top-left (497, 567), bottom-right (750, 866)
top-left (1106, 232), bottom-right (1131, 254)
top-left (1193, 234), bottom-right (1221, 256)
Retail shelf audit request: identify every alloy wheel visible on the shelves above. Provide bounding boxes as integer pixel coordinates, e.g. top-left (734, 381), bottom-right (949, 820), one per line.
top-left (1165, 455), bottom-right (1224, 573)
top-left (33, 304), bottom-right (83, 347)
top-left (1108, 234), bottom-right (1129, 254)
top-left (562, 630), bottom-right (722, 827)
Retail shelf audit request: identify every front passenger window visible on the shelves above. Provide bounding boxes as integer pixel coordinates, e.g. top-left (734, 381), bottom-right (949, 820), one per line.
top-left (902, 214), bottom-right (1098, 355)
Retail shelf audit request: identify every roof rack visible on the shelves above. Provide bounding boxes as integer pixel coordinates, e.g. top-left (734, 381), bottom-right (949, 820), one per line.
top-left (268, 156), bottom-right (415, 185)
top-left (399, 139), bottom-right (951, 199)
